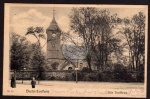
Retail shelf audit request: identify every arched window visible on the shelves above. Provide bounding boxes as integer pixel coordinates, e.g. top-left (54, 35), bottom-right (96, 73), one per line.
top-left (68, 67), bottom-right (72, 70)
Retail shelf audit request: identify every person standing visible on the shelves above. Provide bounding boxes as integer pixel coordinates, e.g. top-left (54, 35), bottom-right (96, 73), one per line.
top-left (31, 77), bottom-right (36, 88)
top-left (11, 74), bottom-right (16, 88)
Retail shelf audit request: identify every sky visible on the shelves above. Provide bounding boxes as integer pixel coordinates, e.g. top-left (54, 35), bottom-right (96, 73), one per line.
top-left (7, 4), bottom-right (147, 53)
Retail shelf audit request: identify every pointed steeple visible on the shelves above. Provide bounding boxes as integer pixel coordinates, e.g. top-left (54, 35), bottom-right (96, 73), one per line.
top-left (53, 8), bottom-right (55, 20)
top-left (46, 9), bottom-right (61, 32)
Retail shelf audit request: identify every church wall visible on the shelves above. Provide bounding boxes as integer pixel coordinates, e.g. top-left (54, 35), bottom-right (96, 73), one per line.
top-left (47, 51), bottom-right (59, 59)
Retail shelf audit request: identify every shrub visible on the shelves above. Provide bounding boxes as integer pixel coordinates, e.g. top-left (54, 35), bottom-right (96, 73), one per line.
top-left (96, 68), bottom-right (115, 82)
top-left (51, 62), bottom-right (59, 70)
top-left (102, 71), bottom-right (114, 82)
top-left (50, 76), bottom-right (55, 80)
top-left (113, 63), bottom-right (128, 82)
top-left (97, 72), bottom-right (104, 81)
top-left (82, 67), bottom-right (91, 73)
top-left (125, 73), bottom-right (136, 82)
top-left (78, 73), bottom-right (97, 81)
top-left (65, 73), bottom-right (73, 81)
top-left (137, 72), bottom-right (144, 82)
top-left (71, 72), bottom-right (85, 81)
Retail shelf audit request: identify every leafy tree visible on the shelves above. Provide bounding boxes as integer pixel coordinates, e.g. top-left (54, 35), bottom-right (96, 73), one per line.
top-left (29, 43), bottom-right (46, 81)
top-left (69, 8), bottom-right (122, 71)
top-left (10, 32), bottom-right (46, 81)
top-left (121, 12), bottom-right (145, 71)
top-left (26, 26), bottom-right (46, 83)
top-left (26, 26), bottom-right (45, 46)
top-left (91, 10), bottom-right (123, 71)
top-left (69, 7), bottom-right (98, 71)
top-left (10, 32), bottom-right (31, 80)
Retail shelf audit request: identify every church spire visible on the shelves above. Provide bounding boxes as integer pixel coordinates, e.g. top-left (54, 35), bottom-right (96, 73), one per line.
top-left (46, 7), bottom-right (61, 32)
top-left (53, 7), bottom-right (55, 20)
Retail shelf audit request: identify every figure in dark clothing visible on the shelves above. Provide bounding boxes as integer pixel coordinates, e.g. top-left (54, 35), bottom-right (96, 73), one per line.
top-left (11, 74), bottom-right (16, 88)
top-left (31, 77), bottom-right (36, 88)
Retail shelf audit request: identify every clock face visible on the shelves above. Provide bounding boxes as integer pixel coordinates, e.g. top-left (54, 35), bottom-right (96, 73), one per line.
top-left (52, 33), bottom-right (56, 37)
top-left (62, 37), bottom-right (88, 61)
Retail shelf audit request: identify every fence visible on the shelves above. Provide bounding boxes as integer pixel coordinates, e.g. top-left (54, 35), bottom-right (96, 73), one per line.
top-left (10, 70), bottom-right (144, 82)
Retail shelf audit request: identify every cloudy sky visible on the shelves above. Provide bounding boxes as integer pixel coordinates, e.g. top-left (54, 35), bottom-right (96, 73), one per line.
top-left (7, 4), bottom-right (147, 53)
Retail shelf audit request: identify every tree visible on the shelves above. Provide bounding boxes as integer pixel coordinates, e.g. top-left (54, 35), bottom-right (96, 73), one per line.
top-left (69, 7), bottom-right (98, 71)
top-left (69, 8), bottom-right (122, 71)
top-left (91, 10), bottom-right (123, 71)
top-left (10, 33), bottom-right (31, 74)
top-left (29, 43), bottom-right (46, 81)
top-left (10, 32), bottom-right (46, 82)
top-left (26, 26), bottom-right (45, 46)
top-left (121, 12), bottom-right (145, 71)
top-left (26, 26), bottom-right (46, 83)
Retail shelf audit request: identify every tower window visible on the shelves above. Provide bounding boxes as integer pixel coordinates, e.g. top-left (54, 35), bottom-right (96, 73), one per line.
top-left (52, 44), bottom-right (55, 47)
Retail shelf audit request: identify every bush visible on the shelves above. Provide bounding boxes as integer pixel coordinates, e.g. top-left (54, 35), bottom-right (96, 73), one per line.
top-left (97, 72), bottom-right (104, 81)
top-left (125, 73), bottom-right (136, 82)
top-left (82, 73), bottom-right (97, 81)
top-left (113, 63), bottom-right (128, 82)
top-left (137, 72), bottom-right (144, 82)
top-left (71, 72), bottom-right (98, 81)
top-left (82, 67), bottom-right (91, 73)
top-left (65, 73), bottom-right (73, 81)
top-left (50, 76), bottom-right (55, 80)
top-left (97, 71), bottom-right (114, 82)
top-left (71, 72), bottom-right (85, 81)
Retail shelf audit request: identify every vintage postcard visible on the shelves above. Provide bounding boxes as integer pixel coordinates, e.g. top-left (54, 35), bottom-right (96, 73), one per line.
top-left (3, 4), bottom-right (148, 98)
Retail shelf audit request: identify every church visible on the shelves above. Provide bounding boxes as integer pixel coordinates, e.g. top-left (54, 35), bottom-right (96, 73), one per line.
top-left (46, 10), bottom-right (89, 71)
top-left (45, 10), bottom-right (128, 71)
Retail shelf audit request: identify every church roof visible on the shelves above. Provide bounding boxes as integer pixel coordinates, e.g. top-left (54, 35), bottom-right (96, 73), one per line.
top-left (47, 17), bottom-right (61, 31)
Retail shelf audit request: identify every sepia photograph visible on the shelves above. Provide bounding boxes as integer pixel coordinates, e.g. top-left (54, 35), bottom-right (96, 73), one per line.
top-left (3, 4), bottom-right (148, 98)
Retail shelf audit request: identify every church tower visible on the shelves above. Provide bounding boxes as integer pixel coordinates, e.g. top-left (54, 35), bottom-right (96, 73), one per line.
top-left (46, 9), bottom-right (62, 69)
